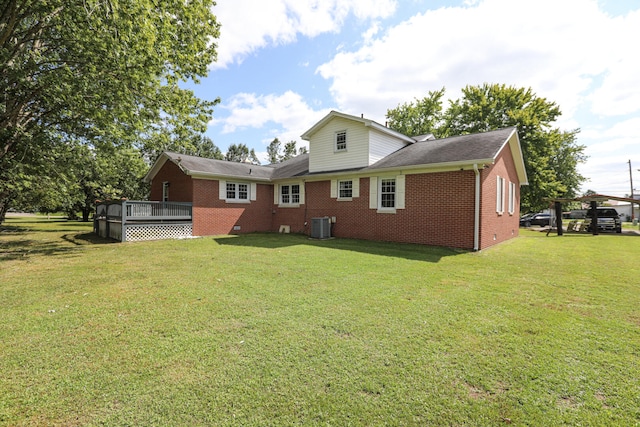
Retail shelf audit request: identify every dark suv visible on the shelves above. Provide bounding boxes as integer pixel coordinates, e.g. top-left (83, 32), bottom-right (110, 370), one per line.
top-left (584, 207), bottom-right (622, 233)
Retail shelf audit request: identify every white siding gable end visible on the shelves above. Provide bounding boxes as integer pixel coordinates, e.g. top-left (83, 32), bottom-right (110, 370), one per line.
top-left (307, 116), bottom-right (412, 174)
top-left (369, 129), bottom-right (408, 165)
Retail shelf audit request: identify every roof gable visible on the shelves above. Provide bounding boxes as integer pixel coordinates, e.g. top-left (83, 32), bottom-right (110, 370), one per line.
top-left (301, 110), bottom-right (414, 143)
top-left (364, 127), bottom-right (528, 184)
top-left (144, 152), bottom-right (274, 183)
top-left (144, 116), bottom-right (527, 186)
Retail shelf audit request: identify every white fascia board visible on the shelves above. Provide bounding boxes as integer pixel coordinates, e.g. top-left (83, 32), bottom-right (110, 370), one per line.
top-left (143, 153), bottom-right (171, 183)
top-left (188, 172), bottom-right (272, 182)
top-left (363, 159), bottom-right (497, 176)
top-left (301, 110), bottom-right (413, 143)
top-left (289, 160), bottom-right (496, 182)
top-left (366, 121), bottom-right (415, 143)
top-left (506, 128), bottom-right (529, 185)
top-left (492, 128), bottom-right (528, 185)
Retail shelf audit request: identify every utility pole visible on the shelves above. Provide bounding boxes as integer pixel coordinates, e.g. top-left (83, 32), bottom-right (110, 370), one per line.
top-left (629, 160), bottom-right (635, 221)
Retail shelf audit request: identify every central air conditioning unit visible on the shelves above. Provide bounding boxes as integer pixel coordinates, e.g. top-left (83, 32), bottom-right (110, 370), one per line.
top-left (311, 217), bottom-right (331, 239)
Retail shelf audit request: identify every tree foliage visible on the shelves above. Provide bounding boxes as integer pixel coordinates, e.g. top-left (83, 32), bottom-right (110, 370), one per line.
top-left (0, 0), bottom-right (220, 222)
top-left (282, 141), bottom-right (299, 161)
top-left (267, 138), bottom-right (282, 164)
top-left (386, 84), bottom-right (587, 212)
top-left (266, 138), bottom-right (307, 164)
top-left (12, 144), bottom-right (148, 220)
top-left (225, 143), bottom-right (260, 165)
top-left (385, 88), bottom-right (445, 137)
top-left (144, 135), bottom-right (223, 165)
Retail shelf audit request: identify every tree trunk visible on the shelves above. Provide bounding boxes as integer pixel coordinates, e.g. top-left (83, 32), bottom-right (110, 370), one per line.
top-left (0, 192), bottom-right (14, 225)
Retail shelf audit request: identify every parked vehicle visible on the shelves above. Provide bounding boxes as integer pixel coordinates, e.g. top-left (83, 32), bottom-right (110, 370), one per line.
top-left (519, 213), bottom-right (550, 227)
top-left (584, 207), bottom-right (622, 233)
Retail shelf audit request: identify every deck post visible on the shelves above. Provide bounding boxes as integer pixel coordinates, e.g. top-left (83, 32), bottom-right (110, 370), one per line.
top-left (121, 200), bottom-right (127, 242)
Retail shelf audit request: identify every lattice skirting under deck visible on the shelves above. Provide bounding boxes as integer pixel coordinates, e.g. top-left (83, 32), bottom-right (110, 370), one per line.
top-left (125, 224), bottom-right (193, 242)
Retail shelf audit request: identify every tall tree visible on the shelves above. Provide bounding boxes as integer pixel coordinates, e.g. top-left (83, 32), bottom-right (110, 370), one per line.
top-left (11, 144), bottom-right (148, 221)
top-left (441, 84), bottom-right (585, 211)
top-left (267, 139), bottom-right (307, 164)
top-left (224, 143), bottom-right (260, 165)
top-left (281, 141), bottom-right (299, 161)
top-left (249, 148), bottom-right (261, 165)
top-left (386, 84), bottom-right (587, 212)
top-left (267, 138), bottom-right (281, 164)
top-left (0, 0), bottom-right (220, 223)
top-left (145, 135), bottom-right (223, 165)
top-left (385, 88), bottom-right (445, 137)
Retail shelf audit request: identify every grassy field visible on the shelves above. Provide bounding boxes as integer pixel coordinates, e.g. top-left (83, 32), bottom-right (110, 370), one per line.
top-left (1, 218), bottom-right (639, 426)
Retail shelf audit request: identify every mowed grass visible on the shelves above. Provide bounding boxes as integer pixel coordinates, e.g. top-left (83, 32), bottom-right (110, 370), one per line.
top-left (1, 219), bottom-right (639, 426)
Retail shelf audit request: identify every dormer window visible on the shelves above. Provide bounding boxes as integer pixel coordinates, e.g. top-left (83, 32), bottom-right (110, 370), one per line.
top-left (335, 130), bottom-right (347, 152)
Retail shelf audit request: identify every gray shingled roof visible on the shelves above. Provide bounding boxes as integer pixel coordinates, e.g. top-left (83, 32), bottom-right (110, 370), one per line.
top-left (365, 127), bottom-right (517, 171)
top-left (269, 153), bottom-right (310, 179)
top-left (163, 151), bottom-right (274, 180)
top-left (152, 127), bottom-right (518, 182)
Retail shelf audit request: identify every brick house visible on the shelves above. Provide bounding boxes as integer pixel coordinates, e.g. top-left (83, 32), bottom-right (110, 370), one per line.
top-left (144, 110), bottom-right (527, 250)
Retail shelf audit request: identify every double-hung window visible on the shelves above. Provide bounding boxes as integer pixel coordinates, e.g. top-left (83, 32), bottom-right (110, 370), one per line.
top-left (380, 178), bottom-right (396, 209)
top-left (339, 180), bottom-right (352, 199)
top-left (280, 184), bottom-right (300, 205)
top-left (335, 130), bottom-right (347, 152)
top-left (369, 176), bottom-right (404, 212)
top-left (226, 182), bottom-right (249, 202)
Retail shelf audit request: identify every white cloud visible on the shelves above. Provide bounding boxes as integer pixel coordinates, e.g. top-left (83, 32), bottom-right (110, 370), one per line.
top-left (316, 0), bottom-right (640, 123)
top-left (578, 117), bottom-right (640, 195)
top-left (212, 0), bottom-right (398, 68)
top-left (209, 91), bottom-right (332, 159)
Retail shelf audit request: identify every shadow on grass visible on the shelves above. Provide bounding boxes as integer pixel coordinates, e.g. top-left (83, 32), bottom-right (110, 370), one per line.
top-left (62, 232), bottom-right (117, 246)
top-left (0, 232), bottom-right (115, 261)
top-left (2, 219), bottom-right (94, 233)
top-left (214, 233), bottom-right (465, 263)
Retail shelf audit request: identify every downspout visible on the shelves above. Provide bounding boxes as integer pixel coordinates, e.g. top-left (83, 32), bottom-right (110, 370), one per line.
top-left (473, 164), bottom-right (480, 251)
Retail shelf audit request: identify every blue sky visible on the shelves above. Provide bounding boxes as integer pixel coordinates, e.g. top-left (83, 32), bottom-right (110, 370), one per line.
top-left (192, 0), bottom-right (640, 197)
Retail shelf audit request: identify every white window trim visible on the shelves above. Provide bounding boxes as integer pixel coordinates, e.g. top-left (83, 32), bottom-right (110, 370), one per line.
top-left (370, 175), bottom-right (404, 213)
top-left (219, 180), bottom-right (256, 203)
top-left (335, 130), bottom-right (347, 152)
top-left (277, 183), bottom-right (303, 207)
top-left (508, 181), bottom-right (516, 215)
top-left (496, 176), bottom-right (506, 215)
top-left (331, 178), bottom-right (359, 201)
top-left (225, 181), bottom-right (250, 203)
top-left (379, 177), bottom-right (397, 212)
top-left (338, 179), bottom-right (352, 200)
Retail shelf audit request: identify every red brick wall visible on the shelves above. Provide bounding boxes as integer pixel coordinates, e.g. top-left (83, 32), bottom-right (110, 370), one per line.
top-left (149, 160), bottom-right (193, 202)
top-left (192, 180), bottom-right (274, 236)
top-left (149, 155), bottom-right (521, 249)
top-left (479, 145), bottom-right (521, 249)
top-left (272, 172), bottom-right (477, 249)
top-left (149, 161), bottom-right (275, 236)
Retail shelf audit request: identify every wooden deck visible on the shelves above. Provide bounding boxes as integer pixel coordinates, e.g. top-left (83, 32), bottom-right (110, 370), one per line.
top-left (94, 200), bottom-right (193, 242)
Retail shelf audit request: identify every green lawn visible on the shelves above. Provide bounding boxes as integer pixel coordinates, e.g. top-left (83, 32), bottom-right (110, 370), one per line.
top-left (1, 219), bottom-right (639, 426)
